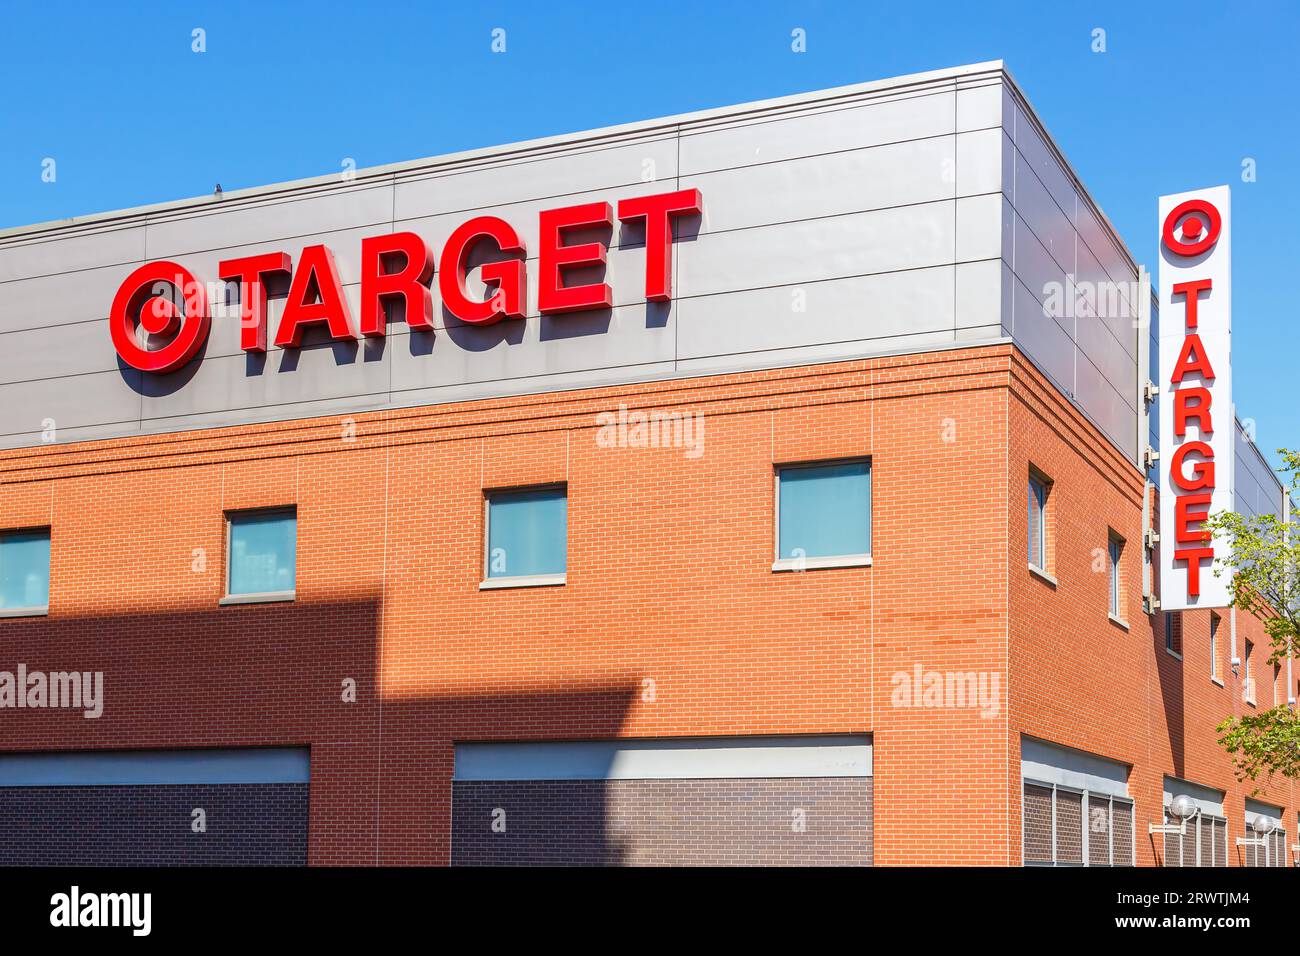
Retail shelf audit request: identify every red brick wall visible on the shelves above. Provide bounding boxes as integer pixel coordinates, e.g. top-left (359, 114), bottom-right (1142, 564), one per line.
top-left (0, 342), bottom-right (1285, 865)
top-left (1007, 350), bottom-right (1297, 866)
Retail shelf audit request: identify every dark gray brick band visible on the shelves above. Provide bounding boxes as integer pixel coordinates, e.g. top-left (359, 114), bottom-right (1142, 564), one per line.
top-left (452, 776), bottom-right (872, 866)
top-left (0, 783), bottom-right (308, 866)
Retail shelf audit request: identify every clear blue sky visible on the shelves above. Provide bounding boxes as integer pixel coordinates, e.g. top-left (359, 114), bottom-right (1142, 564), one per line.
top-left (1, 1), bottom-right (1294, 469)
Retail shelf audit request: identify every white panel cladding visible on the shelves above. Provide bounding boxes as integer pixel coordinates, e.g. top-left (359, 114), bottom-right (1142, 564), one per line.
top-left (0, 369), bottom-right (141, 437)
top-left (675, 265), bottom-right (955, 360)
top-left (678, 88), bottom-right (955, 174)
top-left (955, 128), bottom-right (1005, 198)
top-left (690, 135), bottom-right (957, 234)
top-left (955, 259), bottom-right (1010, 333)
top-left (0, 319), bottom-right (122, 382)
top-left (0, 747), bottom-right (310, 787)
top-left (677, 201), bottom-right (956, 299)
top-left (999, 82), bottom-right (1146, 464)
top-left (389, 302), bottom-right (678, 393)
top-left (956, 194), bottom-right (1004, 262)
top-left (1076, 238), bottom-right (1137, 360)
top-left (0, 62), bottom-right (1144, 470)
top-left (0, 224), bottom-right (145, 283)
top-left (0, 261), bottom-right (136, 335)
top-left (453, 735), bottom-right (873, 781)
top-left (1245, 798), bottom-right (1283, 826)
top-left (1011, 277), bottom-right (1074, 391)
top-left (955, 80), bottom-right (1005, 133)
top-left (393, 134), bottom-right (679, 220)
top-left (1013, 149), bottom-right (1075, 275)
top-left (1021, 736), bottom-right (1130, 798)
top-left (1235, 421), bottom-right (1284, 519)
top-left (1163, 776), bottom-right (1225, 817)
top-left (144, 183), bottom-right (395, 260)
top-left (393, 178), bottom-right (669, 269)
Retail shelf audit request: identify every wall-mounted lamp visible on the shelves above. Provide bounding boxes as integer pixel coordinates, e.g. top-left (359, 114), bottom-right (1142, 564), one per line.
top-left (1149, 795), bottom-right (1198, 835)
top-left (1236, 814), bottom-right (1276, 851)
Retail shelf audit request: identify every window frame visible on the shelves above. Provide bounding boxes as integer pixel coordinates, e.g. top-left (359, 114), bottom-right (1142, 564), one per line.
top-left (220, 507), bottom-right (298, 606)
top-left (1271, 826), bottom-right (1288, 867)
top-left (772, 457), bottom-right (873, 572)
top-left (1241, 813), bottom-right (1285, 867)
top-left (1165, 611), bottom-right (1183, 660)
top-left (1209, 612), bottom-right (1222, 684)
top-left (1022, 778), bottom-right (1134, 867)
top-left (0, 525), bottom-right (52, 618)
top-left (480, 483), bottom-right (568, 590)
top-left (1162, 807), bottom-right (1228, 867)
top-left (1107, 531), bottom-right (1127, 627)
top-left (1244, 639), bottom-right (1256, 706)
top-left (1027, 469), bottom-right (1054, 582)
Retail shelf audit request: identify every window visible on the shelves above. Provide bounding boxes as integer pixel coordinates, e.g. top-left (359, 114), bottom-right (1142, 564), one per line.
top-left (1028, 473), bottom-right (1050, 573)
top-left (1209, 612), bottom-right (1221, 681)
top-left (1244, 640), bottom-right (1255, 705)
top-left (1023, 782), bottom-right (1134, 866)
top-left (224, 509), bottom-right (296, 602)
top-left (1162, 811), bottom-right (1228, 867)
top-left (1165, 612), bottom-right (1183, 657)
top-left (0, 528), bottom-right (51, 615)
top-left (1242, 813), bottom-right (1286, 867)
top-left (483, 486), bottom-right (567, 587)
top-left (774, 460), bottom-right (871, 570)
top-left (1108, 533), bottom-right (1124, 620)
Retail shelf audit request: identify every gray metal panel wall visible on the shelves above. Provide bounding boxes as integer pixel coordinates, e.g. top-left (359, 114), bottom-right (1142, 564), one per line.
top-left (0, 63), bottom-right (1139, 468)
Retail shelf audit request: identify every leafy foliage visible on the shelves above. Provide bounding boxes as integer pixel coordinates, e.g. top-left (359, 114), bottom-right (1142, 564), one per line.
top-left (1208, 449), bottom-right (1300, 783)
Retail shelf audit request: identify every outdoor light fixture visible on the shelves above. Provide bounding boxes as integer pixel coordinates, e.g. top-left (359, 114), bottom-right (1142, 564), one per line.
top-left (1235, 814), bottom-right (1276, 850)
top-left (1148, 794), bottom-right (1198, 835)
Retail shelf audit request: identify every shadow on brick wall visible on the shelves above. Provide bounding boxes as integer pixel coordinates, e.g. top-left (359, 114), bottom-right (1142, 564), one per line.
top-left (0, 594), bottom-right (641, 865)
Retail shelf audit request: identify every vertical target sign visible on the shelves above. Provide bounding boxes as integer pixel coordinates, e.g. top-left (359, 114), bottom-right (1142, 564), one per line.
top-left (1158, 185), bottom-right (1233, 610)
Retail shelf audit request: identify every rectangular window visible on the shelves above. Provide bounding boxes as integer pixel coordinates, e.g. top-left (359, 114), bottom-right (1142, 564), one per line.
top-left (0, 528), bottom-right (51, 615)
top-left (1108, 533), bottom-right (1124, 619)
top-left (1163, 811), bottom-right (1228, 867)
top-left (1242, 813), bottom-right (1285, 867)
top-left (1209, 612), bottom-right (1221, 681)
top-left (1028, 474), bottom-right (1049, 572)
top-left (1165, 612), bottom-right (1182, 657)
top-left (483, 486), bottom-right (567, 587)
top-left (225, 509), bottom-right (296, 601)
top-left (774, 460), bottom-right (871, 570)
top-left (1022, 782), bottom-right (1133, 866)
top-left (1245, 640), bottom-right (1255, 705)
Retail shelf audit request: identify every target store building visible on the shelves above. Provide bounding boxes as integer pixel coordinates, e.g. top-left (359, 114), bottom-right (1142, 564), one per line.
top-left (0, 61), bottom-right (1292, 866)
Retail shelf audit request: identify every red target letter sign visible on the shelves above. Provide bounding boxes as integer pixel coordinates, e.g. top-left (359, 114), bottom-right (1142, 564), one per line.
top-left (1158, 186), bottom-right (1232, 610)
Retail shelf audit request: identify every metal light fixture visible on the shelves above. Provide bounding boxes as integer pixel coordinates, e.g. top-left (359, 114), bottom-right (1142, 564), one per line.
top-left (1236, 814), bottom-right (1276, 853)
top-left (1149, 794), bottom-right (1198, 835)
top-left (1252, 814), bottom-right (1278, 835)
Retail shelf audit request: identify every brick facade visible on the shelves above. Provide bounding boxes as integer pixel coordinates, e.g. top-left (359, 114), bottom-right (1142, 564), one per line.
top-left (0, 783), bottom-right (308, 866)
top-left (451, 777), bottom-right (872, 866)
top-left (0, 342), bottom-right (1291, 865)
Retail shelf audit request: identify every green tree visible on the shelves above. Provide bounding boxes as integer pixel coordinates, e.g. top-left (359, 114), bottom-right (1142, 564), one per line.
top-left (1206, 449), bottom-right (1300, 783)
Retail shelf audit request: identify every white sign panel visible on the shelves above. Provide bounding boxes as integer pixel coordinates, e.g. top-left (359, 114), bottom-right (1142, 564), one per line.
top-left (1158, 185), bottom-right (1232, 610)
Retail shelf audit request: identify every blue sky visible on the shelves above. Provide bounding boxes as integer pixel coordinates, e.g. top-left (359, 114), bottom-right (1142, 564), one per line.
top-left (1, 1), bottom-right (1294, 469)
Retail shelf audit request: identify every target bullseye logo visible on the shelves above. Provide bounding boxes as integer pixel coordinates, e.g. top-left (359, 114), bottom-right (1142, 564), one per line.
top-left (109, 261), bottom-right (211, 373)
top-left (1161, 198), bottom-right (1222, 257)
